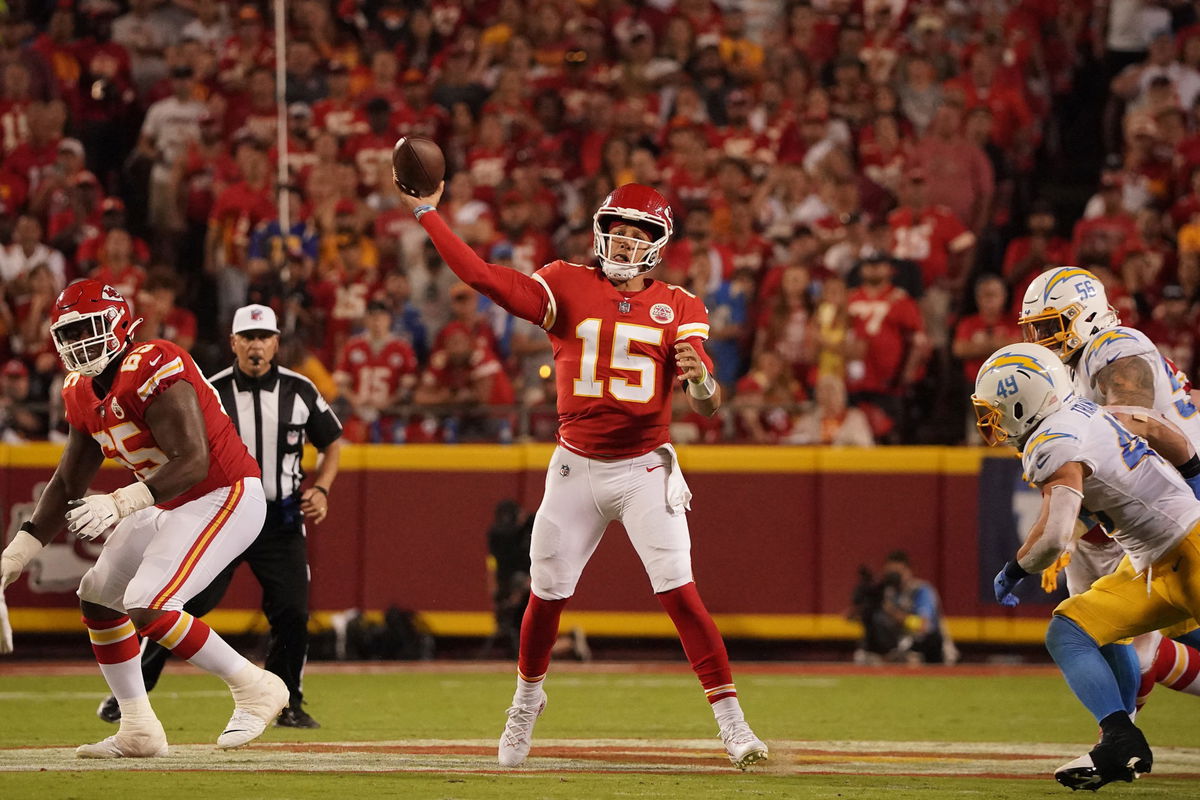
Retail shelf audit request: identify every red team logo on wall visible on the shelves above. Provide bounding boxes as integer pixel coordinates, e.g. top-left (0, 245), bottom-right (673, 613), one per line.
top-left (650, 303), bottom-right (675, 324)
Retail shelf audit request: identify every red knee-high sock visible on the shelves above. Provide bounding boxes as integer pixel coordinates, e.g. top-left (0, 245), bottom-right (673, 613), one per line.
top-left (658, 582), bottom-right (736, 703)
top-left (517, 595), bottom-right (567, 681)
top-left (1156, 636), bottom-right (1200, 695)
top-left (1135, 667), bottom-right (1156, 712)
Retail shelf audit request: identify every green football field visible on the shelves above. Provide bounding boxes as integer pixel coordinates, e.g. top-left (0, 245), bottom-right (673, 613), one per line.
top-left (1, 661), bottom-right (1197, 799)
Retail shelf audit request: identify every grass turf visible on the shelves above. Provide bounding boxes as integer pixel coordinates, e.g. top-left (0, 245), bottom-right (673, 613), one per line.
top-left (1, 664), bottom-right (1197, 799)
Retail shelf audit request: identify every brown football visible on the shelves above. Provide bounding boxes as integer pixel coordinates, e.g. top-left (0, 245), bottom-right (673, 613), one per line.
top-left (392, 136), bottom-right (445, 197)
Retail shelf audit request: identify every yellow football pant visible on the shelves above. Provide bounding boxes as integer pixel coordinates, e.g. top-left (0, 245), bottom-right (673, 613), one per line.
top-left (1055, 525), bottom-right (1200, 646)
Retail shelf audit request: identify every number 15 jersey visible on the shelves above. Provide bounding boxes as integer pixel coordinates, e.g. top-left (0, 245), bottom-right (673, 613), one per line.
top-left (62, 339), bottom-right (261, 510)
top-left (533, 261), bottom-right (713, 460)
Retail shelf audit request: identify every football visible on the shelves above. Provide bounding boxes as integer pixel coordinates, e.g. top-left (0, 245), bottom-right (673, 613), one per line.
top-left (392, 136), bottom-right (445, 197)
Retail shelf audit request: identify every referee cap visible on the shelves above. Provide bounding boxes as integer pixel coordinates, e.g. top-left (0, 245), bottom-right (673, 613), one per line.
top-left (232, 304), bottom-right (280, 335)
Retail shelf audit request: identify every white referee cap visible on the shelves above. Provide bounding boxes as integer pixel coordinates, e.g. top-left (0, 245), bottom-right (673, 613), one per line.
top-left (232, 304), bottom-right (280, 335)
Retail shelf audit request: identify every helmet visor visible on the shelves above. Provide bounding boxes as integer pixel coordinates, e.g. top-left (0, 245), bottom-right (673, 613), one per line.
top-left (1020, 308), bottom-right (1070, 350)
top-left (972, 396), bottom-right (1008, 446)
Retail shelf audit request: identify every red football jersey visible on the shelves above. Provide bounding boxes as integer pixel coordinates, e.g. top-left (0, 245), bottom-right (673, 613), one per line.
top-left (888, 205), bottom-right (973, 287)
top-left (846, 285), bottom-right (924, 396)
top-left (535, 260), bottom-right (713, 459)
top-left (62, 340), bottom-right (260, 510)
top-left (336, 335), bottom-right (418, 406)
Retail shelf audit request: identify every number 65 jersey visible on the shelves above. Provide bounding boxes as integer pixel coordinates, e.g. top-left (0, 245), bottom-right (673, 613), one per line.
top-left (62, 339), bottom-right (261, 510)
top-left (1022, 396), bottom-right (1200, 573)
top-left (533, 260), bottom-right (713, 460)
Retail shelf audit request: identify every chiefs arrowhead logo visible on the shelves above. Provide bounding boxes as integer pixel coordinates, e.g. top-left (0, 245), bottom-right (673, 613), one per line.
top-left (101, 285), bottom-right (123, 301)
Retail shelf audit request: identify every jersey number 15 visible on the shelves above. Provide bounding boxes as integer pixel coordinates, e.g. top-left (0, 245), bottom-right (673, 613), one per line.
top-left (573, 319), bottom-right (664, 404)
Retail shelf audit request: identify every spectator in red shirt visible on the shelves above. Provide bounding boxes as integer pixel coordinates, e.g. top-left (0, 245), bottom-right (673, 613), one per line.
top-left (944, 48), bottom-right (1035, 166)
top-left (734, 349), bottom-right (805, 444)
top-left (887, 167), bottom-right (974, 346)
top-left (1071, 173), bottom-right (1141, 268)
top-left (846, 252), bottom-right (929, 442)
top-left (6, 100), bottom-right (64, 196)
top-left (952, 274), bottom-right (1022, 385)
top-left (89, 228), bottom-right (147, 305)
top-left (334, 299), bottom-right (419, 444)
top-left (753, 265), bottom-right (814, 385)
top-left (75, 197), bottom-right (151, 275)
top-left (414, 321), bottom-right (515, 443)
top-left (1002, 199), bottom-right (1072, 315)
top-left (135, 269), bottom-right (197, 353)
top-left (911, 101), bottom-right (995, 235)
top-left (312, 60), bottom-right (366, 140)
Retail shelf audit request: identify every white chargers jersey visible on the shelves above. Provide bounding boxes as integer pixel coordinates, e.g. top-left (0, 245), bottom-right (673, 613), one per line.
top-left (1075, 326), bottom-right (1200, 451)
top-left (1023, 396), bottom-right (1200, 573)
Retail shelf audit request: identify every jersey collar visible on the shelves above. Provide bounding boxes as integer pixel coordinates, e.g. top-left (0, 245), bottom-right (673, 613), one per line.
top-left (233, 362), bottom-right (279, 392)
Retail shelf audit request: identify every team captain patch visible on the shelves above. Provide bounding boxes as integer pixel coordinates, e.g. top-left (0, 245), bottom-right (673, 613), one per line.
top-left (650, 303), bottom-right (674, 324)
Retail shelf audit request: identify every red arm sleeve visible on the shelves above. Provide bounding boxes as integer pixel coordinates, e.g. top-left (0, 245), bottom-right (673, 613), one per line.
top-left (419, 211), bottom-right (550, 326)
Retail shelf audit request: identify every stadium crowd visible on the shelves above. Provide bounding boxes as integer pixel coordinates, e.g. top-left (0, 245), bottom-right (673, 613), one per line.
top-left (0, 0), bottom-right (1198, 446)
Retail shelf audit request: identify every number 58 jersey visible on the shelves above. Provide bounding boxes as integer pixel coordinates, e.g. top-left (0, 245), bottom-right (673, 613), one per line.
top-left (1022, 396), bottom-right (1200, 573)
top-left (62, 339), bottom-right (261, 510)
top-left (534, 261), bottom-right (713, 460)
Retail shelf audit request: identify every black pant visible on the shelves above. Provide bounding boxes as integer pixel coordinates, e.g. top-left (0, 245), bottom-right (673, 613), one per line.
top-left (141, 507), bottom-right (311, 707)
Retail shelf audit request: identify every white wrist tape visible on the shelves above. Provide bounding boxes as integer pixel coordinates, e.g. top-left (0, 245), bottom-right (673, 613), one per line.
top-left (687, 366), bottom-right (717, 400)
top-left (1018, 484), bottom-right (1084, 573)
top-left (1, 531), bottom-right (43, 577)
top-left (112, 482), bottom-right (155, 519)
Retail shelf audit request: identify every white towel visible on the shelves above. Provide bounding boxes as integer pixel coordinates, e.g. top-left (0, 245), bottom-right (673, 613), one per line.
top-left (658, 443), bottom-right (692, 516)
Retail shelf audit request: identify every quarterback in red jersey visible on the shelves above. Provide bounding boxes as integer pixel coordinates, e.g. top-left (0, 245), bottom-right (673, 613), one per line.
top-left (0, 281), bottom-right (287, 757)
top-left (400, 180), bottom-right (767, 770)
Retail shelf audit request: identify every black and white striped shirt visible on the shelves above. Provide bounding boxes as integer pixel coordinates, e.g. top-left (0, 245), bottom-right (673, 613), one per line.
top-left (209, 363), bottom-right (342, 503)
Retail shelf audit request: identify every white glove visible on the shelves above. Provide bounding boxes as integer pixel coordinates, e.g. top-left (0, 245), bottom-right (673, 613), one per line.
top-left (1, 530), bottom-right (42, 590)
top-left (0, 590), bottom-right (12, 655)
top-left (66, 495), bottom-right (120, 541)
top-left (66, 483), bottom-right (155, 541)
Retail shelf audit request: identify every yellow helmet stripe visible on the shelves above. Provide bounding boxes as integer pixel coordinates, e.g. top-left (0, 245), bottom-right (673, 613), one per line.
top-left (1043, 267), bottom-right (1098, 302)
top-left (979, 352), bottom-right (1056, 385)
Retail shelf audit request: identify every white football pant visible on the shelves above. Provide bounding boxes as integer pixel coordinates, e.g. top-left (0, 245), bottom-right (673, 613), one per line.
top-left (78, 478), bottom-right (266, 612)
top-left (530, 445), bottom-right (693, 600)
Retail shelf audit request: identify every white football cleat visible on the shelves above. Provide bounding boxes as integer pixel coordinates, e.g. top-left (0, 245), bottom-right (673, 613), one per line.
top-left (76, 715), bottom-right (168, 759)
top-left (720, 719), bottom-right (768, 770)
top-left (497, 690), bottom-right (547, 767)
top-left (216, 668), bottom-right (288, 749)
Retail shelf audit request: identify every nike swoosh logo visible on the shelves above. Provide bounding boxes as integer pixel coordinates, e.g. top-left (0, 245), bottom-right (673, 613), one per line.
top-left (1036, 453), bottom-right (1050, 469)
top-left (1174, 557), bottom-right (1184, 572)
top-left (149, 355), bottom-right (162, 366)
top-left (646, 465), bottom-right (665, 472)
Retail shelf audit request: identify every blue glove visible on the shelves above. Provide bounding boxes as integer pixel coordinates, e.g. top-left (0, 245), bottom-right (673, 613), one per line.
top-left (994, 561), bottom-right (1030, 607)
top-left (1186, 472), bottom-right (1200, 501)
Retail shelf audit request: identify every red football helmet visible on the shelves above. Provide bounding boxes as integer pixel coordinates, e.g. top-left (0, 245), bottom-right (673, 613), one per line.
top-left (592, 183), bottom-right (674, 281)
top-left (50, 280), bottom-right (139, 376)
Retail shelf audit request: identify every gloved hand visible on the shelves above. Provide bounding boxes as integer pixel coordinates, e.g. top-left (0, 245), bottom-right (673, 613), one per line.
top-left (994, 560), bottom-right (1031, 607)
top-left (1, 530), bottom-right (42, 591)
top-left (0, 590), bottom-right (12, 655)
top-left (65, 482), bottom-right (155, 541)
top-left (66, 495), bottom-right (120, 541)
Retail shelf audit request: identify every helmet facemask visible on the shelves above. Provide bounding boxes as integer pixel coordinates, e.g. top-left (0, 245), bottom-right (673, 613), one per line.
top-left (1019, 303), bottom-right (1086, 361)
top-left (51, 310), bottom-right (126, 376)
top-left (593, 214), bottom-right (668, 282)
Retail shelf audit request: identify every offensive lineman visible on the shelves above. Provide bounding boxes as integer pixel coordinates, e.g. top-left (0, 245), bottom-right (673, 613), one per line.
top-left (0, 280), bottom-right (288, 757)
top-left (974, 343), bottom-right (1200, 790)
top-left (398, 179), bottom-right (767, 770)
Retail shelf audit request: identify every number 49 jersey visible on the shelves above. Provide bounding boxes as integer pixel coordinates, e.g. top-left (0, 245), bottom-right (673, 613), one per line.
top-left (1022, 396), bottom-right (1200, 573)
top-left (63, 339), bottom-right (261, 510)
top-left (1075, 326), bottom-right (1200, 451)
top-left (533, 260), bottom-right (713, 459)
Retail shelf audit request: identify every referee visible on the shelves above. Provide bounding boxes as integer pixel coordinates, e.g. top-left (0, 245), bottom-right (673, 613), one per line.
top-left (97, 304), bottom-right (342, 728)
